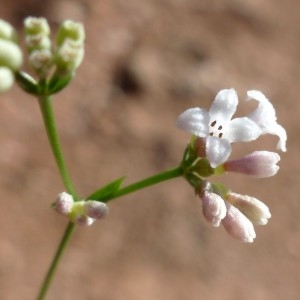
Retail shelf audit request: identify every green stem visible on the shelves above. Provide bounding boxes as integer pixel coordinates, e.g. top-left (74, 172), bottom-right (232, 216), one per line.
top-left (88, 166), bottom-right (184, 202)
top-left (38, 95), bottom-right (79, 200)
top-left (37, 222), bottom-right (76, 300)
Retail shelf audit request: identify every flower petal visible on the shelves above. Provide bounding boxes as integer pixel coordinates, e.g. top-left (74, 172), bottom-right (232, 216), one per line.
top-left (206, 136), bottom-right (232, 167)
top-left (246, 90), bottom-right (287, 152)
top-left (176, 107), bottom-right (210, 137)
top-left (224, 117), bottom-right (262, 142)
top-left (209, 89), bottom-right (238, 123)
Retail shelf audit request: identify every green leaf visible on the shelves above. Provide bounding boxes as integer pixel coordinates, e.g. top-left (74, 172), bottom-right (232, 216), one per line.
top-left (15, 71), bottom-right (38, 95)
top-left (48, 72), bottom-right (74, 95)
top-left (87, 177), bottom-right (125, 202)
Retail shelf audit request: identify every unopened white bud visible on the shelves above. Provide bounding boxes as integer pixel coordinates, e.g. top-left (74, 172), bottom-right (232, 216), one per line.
top-left (84, 201), bottom-right (109, 219)
top-left (224, 151), bottom-right (280, 178)
top-left (25, 34), bottom-right (51, 51)
top-left (24, 17), bottom-right (50, 36)
top-left (53, 192), bottom-right (74, 215)
top-left (0, 19), bottom-right (18, 42)
top-left (56, 20), bottom-right (85, 47)
top-left (0, 39), bottom-right (23, 71)
top-left (29, 49), bottom-right (53, 72)
top-left (55, 38), bottom-right (84, 71)
top-left (227, 192), bottom-right (271, 225)
top-left (222, 202), bottom-right (256, 243)
top-left (200, 182), bottom-right (226, 227)
top-left (0, 67), bottom-right (14, 92)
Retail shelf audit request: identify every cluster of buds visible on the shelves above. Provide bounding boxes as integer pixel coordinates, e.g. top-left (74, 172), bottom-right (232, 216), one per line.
top-left (24, 17), bottom-right (85, 79)
top-left (53, 192), bottom-right (109, 226)
top-left (177, 89), bottom-right (287, 242)
top-left (0, 17), bottom-right (85, 94)
top-left (0, 20), bottom-right (23, 92)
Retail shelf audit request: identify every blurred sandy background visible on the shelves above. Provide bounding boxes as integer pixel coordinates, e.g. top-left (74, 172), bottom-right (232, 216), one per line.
top-left (0, 0), bottom-right (299, 299)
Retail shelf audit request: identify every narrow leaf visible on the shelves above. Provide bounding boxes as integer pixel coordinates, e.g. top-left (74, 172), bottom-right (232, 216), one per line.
top-left (87, 177), bottom-right (125, 201)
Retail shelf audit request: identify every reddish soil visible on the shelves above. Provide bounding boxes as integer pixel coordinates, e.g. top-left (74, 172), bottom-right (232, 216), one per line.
top-left (0, 0), bottom-right (299, 299)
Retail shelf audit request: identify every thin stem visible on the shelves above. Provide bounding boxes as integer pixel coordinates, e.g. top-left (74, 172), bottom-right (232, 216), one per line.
top-left (88, 166), bottom-right (184, 202)
top-left (38, 95), bottom-right (79, 200)
top-left (37, 222), bottom-right (76, 300)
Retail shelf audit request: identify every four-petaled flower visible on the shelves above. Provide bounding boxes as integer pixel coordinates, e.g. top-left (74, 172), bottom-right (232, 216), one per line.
top-left (177, 89), bottom-right (287, 167)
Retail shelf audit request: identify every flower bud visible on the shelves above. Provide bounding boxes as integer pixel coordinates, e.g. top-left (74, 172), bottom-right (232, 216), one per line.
top-left (222, 202), bottom-right (256, 243)
top-left (24, 17), bottom-right (50, 36)
top-left (53, 192), bottom-right (74, 215)
top-left (56, 20), bottom-right (85, 47)
top-left (0, 19), bottom-right (18, 42)
top-left (0, 67), bottom-right (14, 92)
top-left (55, 38), bottom-right (84, 72)
top-left (224, 151), bottom-right (280, 178)
top-left (226, 192), bottom-right (271, 225)
top-left (84, 200), bottom-right (109, 219)
top-left (24, 17), bottom-right (51, 52)
top-left (200, 181), bottom-right (226, 227)
top-left (29, 49), bottom-right (53, 73)
top-left (0, 39), bottom-right (23, 71)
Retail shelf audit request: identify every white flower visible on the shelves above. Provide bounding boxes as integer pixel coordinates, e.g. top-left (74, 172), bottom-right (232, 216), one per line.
top-left (177, 89), bottom-right (262, 167)
top-left (246, 90), bottom-right (287, 152)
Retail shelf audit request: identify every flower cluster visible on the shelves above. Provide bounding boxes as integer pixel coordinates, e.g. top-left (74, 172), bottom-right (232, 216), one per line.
top-left (0, 17), bottom-right (85, 94)
top-left (53, 192), bottom-right (109, 226)
top-left (24, 17), bottom-right (85, 78)
top-left (0, 20), bottom-right (23, 92)
top-left (177, 89), bottom-right (286, 242)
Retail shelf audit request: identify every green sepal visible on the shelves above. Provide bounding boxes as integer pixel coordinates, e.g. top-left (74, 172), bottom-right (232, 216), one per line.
top-left (211, 182), bottom-right (229, 198)
top-left (15, 71), bottom-right (38, 95)
top-left (48, 72), bottom-right (74, 95)
top-left (87, 176), bottom-right (125, 202)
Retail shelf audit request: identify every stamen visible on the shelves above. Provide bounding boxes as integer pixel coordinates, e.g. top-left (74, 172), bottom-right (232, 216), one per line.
top-left (211, 120), bottom-right (216, 127)
top-left (218, 133), bottom-right (223, 138)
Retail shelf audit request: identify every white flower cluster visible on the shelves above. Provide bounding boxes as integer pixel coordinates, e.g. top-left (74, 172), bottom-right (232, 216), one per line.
top-left (53, 192), bottom-right (109, 226)
top-left (177, 89), bottom-right (287, 242)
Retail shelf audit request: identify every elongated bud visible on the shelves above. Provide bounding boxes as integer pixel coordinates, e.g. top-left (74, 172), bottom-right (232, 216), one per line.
top-left (224, 151), bottom-right (280, 178)
top-left (54, 20), bottom-right (85, 74)
top-left (222, 202), bottom-right (256, 243)
top-left (226, 192), bottom-right (271, 225)
top-left (199, 181), bottom-right (226, 227)
top-left (53, 192), bottom-right (74, 215)
top-left (84, 201), bottom-right (109, 219)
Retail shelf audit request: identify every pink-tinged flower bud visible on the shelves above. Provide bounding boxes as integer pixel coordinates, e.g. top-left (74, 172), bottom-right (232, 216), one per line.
top-left (222, 202), bottom-right (256, 243)
top-left (200, 181), bottom-right (226, 227)
top-left (53, 192), bottom-right (74, 215)
top-left (224, 151), bottom-right (280, 178)
top-left (73, 215), bottom-right (95, 226)
top-left (226, 192), bottom-right (271, 225)
top-left (84, 201), bottom-right (109, 219)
